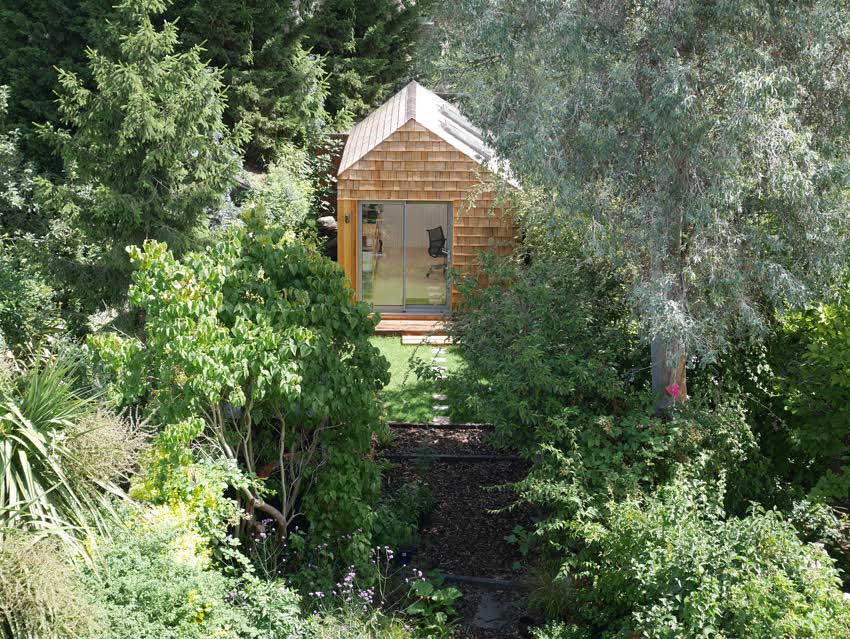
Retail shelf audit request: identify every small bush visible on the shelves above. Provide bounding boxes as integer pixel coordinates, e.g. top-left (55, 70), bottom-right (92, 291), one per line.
top-left (559, 474), bottom-right (850, 637)
top-left (0, 532), bottom-right (97, 639)
top-left (0, 238), bottom-right (64, 352)
top-left (85, 525), bottom-right (301, 639)
top-left (519, 398), bottom-right (755, 536)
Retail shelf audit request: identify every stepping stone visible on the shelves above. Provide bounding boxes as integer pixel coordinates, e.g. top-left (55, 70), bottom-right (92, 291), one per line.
top-left (401, 335), bottom-right (453, 345)
top-left (432, 393), bottom-right (448, 401)
top-left (433, 405), bottom-right (450, 412)
top-left (433, 357), bottom-right (448, 363)
top-left (471, 591), bottom-right (526, 631)
top-left (432, 415), bottom-right (451, 425)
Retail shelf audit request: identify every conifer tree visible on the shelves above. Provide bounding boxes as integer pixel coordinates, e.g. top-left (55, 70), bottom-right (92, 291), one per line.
top-left (168, 0), bottom-right (328, 166)
top-left (304, 0), bottom-right (430, 121)
top-left (39, 0), bottom-right (245, 304)
top-left (0, 1), bottom-right (103, 166)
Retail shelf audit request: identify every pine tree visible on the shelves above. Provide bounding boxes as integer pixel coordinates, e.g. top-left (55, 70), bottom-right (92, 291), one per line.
top-left (304, 0), bottom-right (430, 122)
top-left (167, 0), bottom-right (329, 166)
top-left (0, 1), bottom-right (104, 166)
top-left (38, 0), bottom-right (245, 304)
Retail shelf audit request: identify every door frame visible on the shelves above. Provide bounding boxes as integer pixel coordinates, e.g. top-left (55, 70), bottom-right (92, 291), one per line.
top-left (356, 200), bottom-right (452, 313)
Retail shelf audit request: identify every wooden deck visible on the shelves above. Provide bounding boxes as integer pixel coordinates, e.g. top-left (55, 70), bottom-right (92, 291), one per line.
top-left (374, 317), bottom-right (447, 336)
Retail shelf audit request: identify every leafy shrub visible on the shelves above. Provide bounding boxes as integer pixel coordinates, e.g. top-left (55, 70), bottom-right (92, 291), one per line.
top-left (86, 525), bottom-right (301, 639)
top-left (90, 207), bottom-right (389, 574)
top-left (519, 398), bottom-right (755, 536)
top-left (247, 143), bottom-right (317, 234)
top-left (0, 238), bottom-right (63, 352)
top-left (0, 531), bottom-right (97, 639)
top-left (556, 474), bottom-right (850, 638)
top-left (775, 284), bottom-right (850, 501)
top-left (450, 249), bottom-right (640, 449)
top-left (128, 418), bottom-right (249, 562)
top-left (374, 480), bottom-right (433, 549)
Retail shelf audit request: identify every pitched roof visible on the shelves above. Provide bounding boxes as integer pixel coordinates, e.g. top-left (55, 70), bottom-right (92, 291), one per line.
top-left (338, 81), bottom-right (510, 181)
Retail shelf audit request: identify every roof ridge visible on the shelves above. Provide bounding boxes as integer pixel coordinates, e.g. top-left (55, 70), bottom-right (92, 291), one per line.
top-left (405, 81), bottom-right (417, 121)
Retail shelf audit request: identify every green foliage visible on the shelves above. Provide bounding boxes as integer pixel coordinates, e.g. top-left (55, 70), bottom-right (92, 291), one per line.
top-left (779, 284), bottom-right (850, 501)
top-left (0, 87), bottom-right (64, 350)
top-left (403, 578), bottom-right (461, 639)
top-left (0, 531), bottom-right (98, 639)
top-left (304, 0), bottom-right (429, 122)
top-left (374, 480), bottom-right (432, 549)
top-left (559, 474), bottom-right (850, 638)
top-left (90, 208), bottom-right (389, 570)
top-left (0, 355), bottom-right (144, 549)
top-left (450, 249), bottom-right (640, 448)
top-left (167, 0), bottom-right (329, 165)
top-left (0, 2), bottom-right (102, 166)
top-left (0, 238), bottom-right (64, 352)
top-left (129, 419), bottom-right (250, 561)
top-left (85, 525), bottom-right (301, 639)
top-left (0, 86), bottom-right (36, 229)
top-left (433, 0), bottom-right (850, 398)
top-left (519, 399), bottom-right (756, 539)
top-left (301, 610), bottom-right (413, 639)
top-left (37, 0), bottom-right (244, 306)
top-left (246, 144), bottom-right (318, 234)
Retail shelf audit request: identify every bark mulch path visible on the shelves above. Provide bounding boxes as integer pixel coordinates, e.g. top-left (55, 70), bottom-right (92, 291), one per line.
top-left (381, 426), bottom-right (540, 639)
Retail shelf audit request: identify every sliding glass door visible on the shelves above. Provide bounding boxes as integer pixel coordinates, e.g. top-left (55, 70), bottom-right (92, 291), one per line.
top-left (359, 202), bottom-right (450, 311)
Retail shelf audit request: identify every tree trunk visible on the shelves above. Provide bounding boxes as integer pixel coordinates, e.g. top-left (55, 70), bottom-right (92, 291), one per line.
top-left (651, 334), bottom-right (687, 415)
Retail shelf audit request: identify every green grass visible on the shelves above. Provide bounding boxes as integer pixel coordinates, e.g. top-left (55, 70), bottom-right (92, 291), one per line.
top-left (371, 336), bottom-right (471, 423)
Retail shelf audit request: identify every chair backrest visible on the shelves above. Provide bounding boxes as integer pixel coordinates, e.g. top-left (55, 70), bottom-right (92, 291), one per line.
top-left (427, 226), bottom-right (446, 257)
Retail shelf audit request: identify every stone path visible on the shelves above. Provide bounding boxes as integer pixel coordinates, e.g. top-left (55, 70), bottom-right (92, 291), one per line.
top-left (431, 346), bottom-right (451, 425)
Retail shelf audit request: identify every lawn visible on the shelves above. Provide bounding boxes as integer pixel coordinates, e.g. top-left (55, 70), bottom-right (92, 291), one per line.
top-left (371, 336), bottom-right (474, 423)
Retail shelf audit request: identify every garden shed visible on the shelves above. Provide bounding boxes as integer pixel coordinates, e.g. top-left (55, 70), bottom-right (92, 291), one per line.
top-left (336, 81), bottom-right (517, 314)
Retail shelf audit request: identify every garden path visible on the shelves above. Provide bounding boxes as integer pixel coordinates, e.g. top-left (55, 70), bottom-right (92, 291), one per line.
top-left (382, 419), bottom-right (538, 638)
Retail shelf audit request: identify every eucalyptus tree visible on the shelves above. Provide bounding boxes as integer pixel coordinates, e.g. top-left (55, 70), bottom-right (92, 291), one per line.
top-left (431, 0), bottom-right (850, 409)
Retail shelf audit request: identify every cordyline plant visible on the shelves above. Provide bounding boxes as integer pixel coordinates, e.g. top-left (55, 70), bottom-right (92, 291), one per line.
top-left (90, 208), bottom-right (389, 535)
top-left (431, 0), bottom-right (850, 411)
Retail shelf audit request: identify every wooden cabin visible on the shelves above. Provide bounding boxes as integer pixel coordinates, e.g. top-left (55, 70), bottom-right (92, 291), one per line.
top-left (336, 81), bottom-right (516, 315)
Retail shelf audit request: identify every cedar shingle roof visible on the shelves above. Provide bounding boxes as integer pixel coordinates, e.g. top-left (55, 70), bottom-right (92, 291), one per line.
top-left (338, 81), bottom-right (511, 183)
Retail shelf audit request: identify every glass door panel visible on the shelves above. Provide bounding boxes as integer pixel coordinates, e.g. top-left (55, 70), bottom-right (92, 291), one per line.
top-left (404, 203), bottom-right (449, 307)
top-left (360, 203), bottom-right (404, 308)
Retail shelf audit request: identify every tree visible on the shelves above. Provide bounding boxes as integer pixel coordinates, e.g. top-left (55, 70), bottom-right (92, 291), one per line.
top-left (167, 0), bottom-right (329, 166)
top-left (430, 1), bottom-right (850, 410)
top-left (303, 0), bottom-right (430, 122)
top-left (38, 0), bottom-right (245, 305)
top-left (90, 208), bottom-right (389, 539)
top-left (0, 1), bottom-right (99, 167)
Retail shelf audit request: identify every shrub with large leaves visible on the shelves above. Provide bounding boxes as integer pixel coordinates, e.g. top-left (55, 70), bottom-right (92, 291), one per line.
top-left (90, 208), bottom-right (389, 565)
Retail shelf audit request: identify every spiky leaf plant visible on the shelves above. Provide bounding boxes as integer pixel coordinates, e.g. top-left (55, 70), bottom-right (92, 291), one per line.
top-left (0, 355), bottom-right (144, 551)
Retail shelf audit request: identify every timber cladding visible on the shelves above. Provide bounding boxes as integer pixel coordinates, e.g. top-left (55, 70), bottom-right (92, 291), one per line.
top-left (337, 119), bottom-right (517, 305)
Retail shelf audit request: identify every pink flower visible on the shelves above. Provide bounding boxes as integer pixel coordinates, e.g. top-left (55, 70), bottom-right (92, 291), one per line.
top-left (666, 383), bottom-right (681, 399)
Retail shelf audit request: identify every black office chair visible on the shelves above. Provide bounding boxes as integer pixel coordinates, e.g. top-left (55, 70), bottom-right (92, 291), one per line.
top-left (426, 226), bottom-right (448, 277)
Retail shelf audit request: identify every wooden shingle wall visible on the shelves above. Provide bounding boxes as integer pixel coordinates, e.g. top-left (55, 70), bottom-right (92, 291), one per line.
top-left (337, 120), bottom-right (517, 304)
